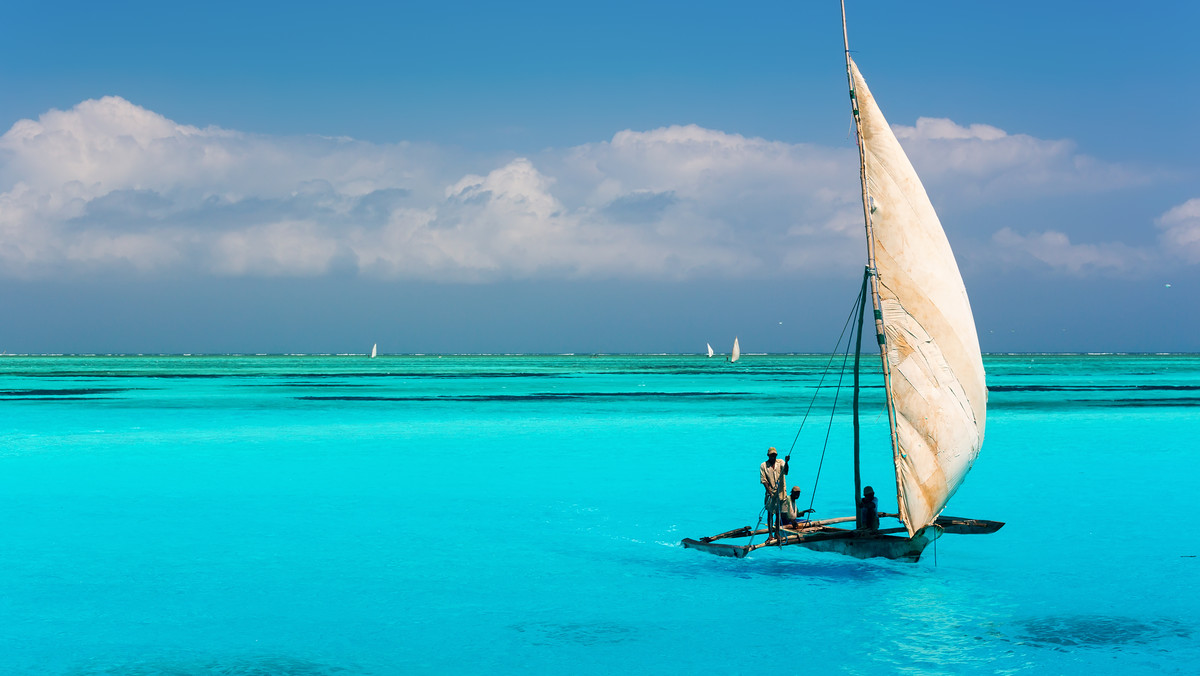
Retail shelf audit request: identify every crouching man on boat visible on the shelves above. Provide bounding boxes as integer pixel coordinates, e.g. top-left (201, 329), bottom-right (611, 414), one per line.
top-left (760, 447), bottom-right (789, 541)
top-left (857, 485), bottom-right (880, 531)
top-left (781, 485), bottom-right (815, 529)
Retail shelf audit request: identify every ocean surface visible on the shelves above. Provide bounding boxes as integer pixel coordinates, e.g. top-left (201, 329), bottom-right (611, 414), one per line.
top-left (1, 354), bottom-right (1197, 674)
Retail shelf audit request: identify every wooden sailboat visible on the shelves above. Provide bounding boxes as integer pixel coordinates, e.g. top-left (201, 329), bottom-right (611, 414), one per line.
top-left (370, 343), bottom-right (377, 358)
top-left (707, 342), bottom-right (714, 358)
top-left (729, 337), bottom-right (740, 363)
top-left (682, 3), bottom-right (1002, 562)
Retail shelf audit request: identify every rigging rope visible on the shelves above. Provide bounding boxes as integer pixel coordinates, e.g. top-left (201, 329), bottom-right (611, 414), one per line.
top-left (749, 283), bottom-right (865, 545)
top-left (746, 507), bottom-right (767, 549)
top-left (784, 287), bottom-right (863, 459)
top-left (807, 304), bottom-right (858, 512)
top-left (933, 525), bottom-right (939, 567)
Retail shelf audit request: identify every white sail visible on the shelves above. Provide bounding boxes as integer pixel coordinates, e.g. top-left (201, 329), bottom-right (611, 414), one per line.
top-left (850, 58), bottom-right (987, 535)
top-left (730, 337), bottom-right (740, 363)
top-left (707, 343), bottom-right (714, 357)
top-left (370, 343), bottom-right (377, 358)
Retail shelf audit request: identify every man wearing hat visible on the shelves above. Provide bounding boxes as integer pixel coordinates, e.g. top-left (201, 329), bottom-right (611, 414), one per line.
top-left (781, 485), bottom-right (815, 529)
top-left (759, 447), bottom-right (789, 542)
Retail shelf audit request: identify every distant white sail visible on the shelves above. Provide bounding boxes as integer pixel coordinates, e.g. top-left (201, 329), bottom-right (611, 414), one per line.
top-left (850, 58), bottom-right (986, 535)
top-left (730, 337), bottom-right (740, 363)
top-left (370, 343), bottom-right (377, 358)
top-left (707, 343), bottom-right (714, 357)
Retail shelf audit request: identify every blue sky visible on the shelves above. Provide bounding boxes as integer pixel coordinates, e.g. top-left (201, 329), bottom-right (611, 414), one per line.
top-left (1, 1), bottom-right (1198, 353)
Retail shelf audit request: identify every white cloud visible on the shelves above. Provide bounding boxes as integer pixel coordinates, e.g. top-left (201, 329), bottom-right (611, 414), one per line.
top-left (983, 198), bottom-right (1200, 276)
top-left (212, 221), bottom-right (342, 276)
top-left (988, 228), bottom-right (1153, 275)
top-left (894, 117), bottom-right (1151, 203)
top-left (1157, 198), bottom-right (1200, 264)
top-left (0, 97), bottom-right (1182, 281)
top-left (0, 101), bottom-right (862, 280)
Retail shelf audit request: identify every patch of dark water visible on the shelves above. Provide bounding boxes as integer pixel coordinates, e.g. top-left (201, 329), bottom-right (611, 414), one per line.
top-left (988, 397), bottom-right (1200, 410)
top-left (0, 396), bottom-right (110, 401)
top-left (275, 371), bottom-right (566, 379)
top-left (700, 556), bottom-right (911, 583)
top-left (990, 385), bottom-right (1200, 392)
top-left (0, 388), bottom-right (132, 397)
top-left (261, 381), bottom-right (372, 388)
top-left (1010, 614), bottom-right (1191, 650)
top-left (4, 370), bottom-right (567, 380)
top-left (8, 371), bottom-right (227, 379)
top-left (598, 545), bottom-right (911, 584)
top-left (295, 391), bottom-right (753, 402)
top-left (1100, 398), bottom-right (1200, 407)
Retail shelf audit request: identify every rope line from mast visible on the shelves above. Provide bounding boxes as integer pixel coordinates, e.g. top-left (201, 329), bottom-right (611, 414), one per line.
top-left (756, 283), bottom-right (862, 537)
top-left (807, 294), bottom-right (859, 512)
top-left (783, 285), bottom-right (862, 459)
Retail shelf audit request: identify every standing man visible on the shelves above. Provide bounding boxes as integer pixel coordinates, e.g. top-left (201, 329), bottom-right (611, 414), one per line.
top-left (759, 447), bottom-right (789, 542)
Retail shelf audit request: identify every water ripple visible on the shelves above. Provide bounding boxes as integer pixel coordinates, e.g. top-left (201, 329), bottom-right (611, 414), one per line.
top-left (66, 654), bottom-right (359, 676)
top-left (509, 620), bottom-right (637, 646)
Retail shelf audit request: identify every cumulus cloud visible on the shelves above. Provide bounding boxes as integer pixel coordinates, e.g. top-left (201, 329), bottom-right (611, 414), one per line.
top-left (0, 97), bottom-right (1180, 281)
top-left (988, 228), bottom-right (1154, 275)
top-left (981, 198), bottom-right (1200, 276)
top-left (1157, 198), bottom-right (1200, 264)
top-left (894, 117), bottom-right (1151, 204)
top-left (0, 100), bottom-right (862, 280)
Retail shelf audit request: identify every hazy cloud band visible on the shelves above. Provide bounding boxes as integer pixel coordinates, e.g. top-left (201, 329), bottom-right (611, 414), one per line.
top-left (0, 96), bottom-right (1186, 280)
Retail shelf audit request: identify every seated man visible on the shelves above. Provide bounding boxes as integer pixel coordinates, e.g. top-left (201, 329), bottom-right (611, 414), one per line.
top-left (857, 485), bottom-right (880, 530)
top-left (781, 485), bottom-right (814, 529)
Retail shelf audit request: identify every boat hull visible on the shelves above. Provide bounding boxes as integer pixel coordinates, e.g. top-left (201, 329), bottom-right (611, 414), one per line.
top-left (794, 525), bottom-right (939, 562)
top-left (681, 515), bottom-right (1001, 563)
top-left (681, 522), bottom-right (950, 563)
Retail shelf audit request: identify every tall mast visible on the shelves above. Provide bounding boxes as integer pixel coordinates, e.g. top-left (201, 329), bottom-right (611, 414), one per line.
top-left (841, 0), bottom-right (907, 525)
top-left (852, 267), bottom-right (867, 521)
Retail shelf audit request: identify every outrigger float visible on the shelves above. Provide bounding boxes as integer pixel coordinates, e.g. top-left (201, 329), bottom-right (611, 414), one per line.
top-left (682, 2), bottom-right (1003, 563)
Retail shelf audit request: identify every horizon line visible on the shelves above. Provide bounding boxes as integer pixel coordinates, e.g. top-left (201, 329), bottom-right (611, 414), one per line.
top-left (2, 352), bottom-right (1197, 358)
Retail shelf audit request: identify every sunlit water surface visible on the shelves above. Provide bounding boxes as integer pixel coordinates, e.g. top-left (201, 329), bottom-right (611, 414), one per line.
top-left (1, 354), bottom-right (1197, 674)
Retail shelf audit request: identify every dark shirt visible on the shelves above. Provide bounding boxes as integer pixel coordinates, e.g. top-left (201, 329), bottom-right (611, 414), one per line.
top-left (857, 495), bottom-right (879, 530)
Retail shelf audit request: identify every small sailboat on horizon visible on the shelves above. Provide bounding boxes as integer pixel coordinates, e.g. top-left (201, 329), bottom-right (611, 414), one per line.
top-left (707, 343), bottom-right (714, 358)
top-left (729, 337), bottom-right (740, 363)
top-left (683, 2), bottom-right (1002, 562)
top-left (370, 343), bottom-right (377, 358)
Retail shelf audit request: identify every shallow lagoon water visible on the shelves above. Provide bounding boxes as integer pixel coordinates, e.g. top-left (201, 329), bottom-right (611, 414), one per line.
top-left (1, 354), bottom-right (1197, 674)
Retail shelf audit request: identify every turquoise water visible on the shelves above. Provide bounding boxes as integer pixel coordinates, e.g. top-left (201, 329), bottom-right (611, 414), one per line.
top-left (1, 354), bottom-right (1197, 674)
